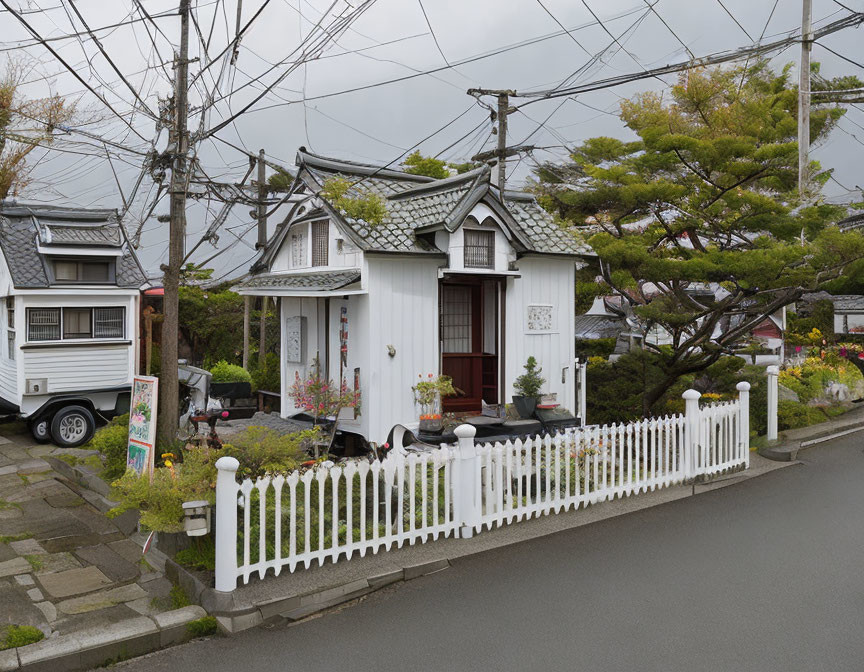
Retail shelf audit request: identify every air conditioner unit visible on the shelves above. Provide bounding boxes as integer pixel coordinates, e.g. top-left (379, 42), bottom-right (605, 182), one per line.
top-left (25, 378), bottom-right (48, 395)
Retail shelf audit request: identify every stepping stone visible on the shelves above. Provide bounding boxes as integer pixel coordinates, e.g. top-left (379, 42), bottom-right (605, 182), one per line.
top-left (57, 583), bottom-right (148, 615)
top-left (0, 580), bottom-right (47, 627)
top-left (38, 565), bottom-right (112, 598)
top-left (74, 544), bottom-right (139, 582)
top-left (0, 543), bottom-right (18, 562)
top-left (14, 574), bottom-right (35, 586)
top-left (107, 538), bottom-right (144, 564)
top-left (34, 601), bottom-right (57, 623)
top-left (0, 556), bottom-right (31, 578)
top-left (0, 507), bottom-right (23, 520)
top-left (126, 596), bottom-right (158, 616)
top-left (0, 465), bottom-right (17, 476)
top-left (27, 446), bottom-right (54, 458)
top-left (17, 458), bottom-right (51, 474)
top-left (10, 539), bottom-right (46, 556)
top-left (44, 493), bottom-right (85, 508)
top-left (49, 448), bottom-right (99, 459)
top-left (35, 552), bottom-right (81, 575)
top-left (27, 587), bottom-right (43, 601)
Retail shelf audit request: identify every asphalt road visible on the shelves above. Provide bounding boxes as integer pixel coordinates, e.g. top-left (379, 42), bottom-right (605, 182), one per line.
top-left (116, 434), bottom-right (864, 672)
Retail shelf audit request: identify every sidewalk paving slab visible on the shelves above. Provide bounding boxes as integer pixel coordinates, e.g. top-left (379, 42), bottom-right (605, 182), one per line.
top-left (37, 566), bottom-right (113, 599)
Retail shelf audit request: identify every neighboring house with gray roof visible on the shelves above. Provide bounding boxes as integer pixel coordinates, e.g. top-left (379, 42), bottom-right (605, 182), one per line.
top-left (234, 148), bottom-right (592, 443)
top-left (829, 295), bottom-right (864, 335)
top-left (0, 203), bottom-right (147, 446)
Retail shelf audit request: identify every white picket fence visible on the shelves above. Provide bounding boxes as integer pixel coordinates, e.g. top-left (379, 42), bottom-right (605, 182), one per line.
top-left (214, 384), bottom-right (751, 591)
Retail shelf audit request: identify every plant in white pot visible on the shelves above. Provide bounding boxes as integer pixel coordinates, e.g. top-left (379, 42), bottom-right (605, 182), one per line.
top-left (512, 356), bottom-right (545, 419)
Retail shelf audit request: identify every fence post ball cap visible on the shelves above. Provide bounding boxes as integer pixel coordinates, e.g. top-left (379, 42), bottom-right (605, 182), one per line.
top-left (215, 456), bottom-right (240, 472)
top-left (682, 389), bottom-right (701, 401)
top-left (736, 381), bottom-right (751, 391)
top-left (766, 365), bottom-right (780, 375)
top-left (454, 424), bottom-right (477, 439)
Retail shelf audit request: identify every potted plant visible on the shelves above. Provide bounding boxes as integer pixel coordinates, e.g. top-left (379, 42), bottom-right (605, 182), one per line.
top-left (512, 356), bottom-right (545, 418)
top-left (412, 373), bottom-right (457, 433)
top-left (208, 361), bottom-right (252, 399)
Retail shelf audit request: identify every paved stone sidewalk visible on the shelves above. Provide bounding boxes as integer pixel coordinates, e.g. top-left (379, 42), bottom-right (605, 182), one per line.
top-left (0, 421), bottom-right (177, 647)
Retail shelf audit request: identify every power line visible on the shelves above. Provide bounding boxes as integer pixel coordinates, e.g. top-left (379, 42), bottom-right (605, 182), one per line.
top-left (816, 40), bottom-right (864, 70)
top-left (533, 0), bottom-right (593, 58)
top-left (715, 0), bottom-right (754, 41)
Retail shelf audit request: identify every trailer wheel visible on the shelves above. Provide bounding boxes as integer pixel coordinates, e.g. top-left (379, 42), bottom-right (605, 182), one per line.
top-left (28, 417), bottom-right (51, 444)
top-left (50, 406), bottom-right (95, 448)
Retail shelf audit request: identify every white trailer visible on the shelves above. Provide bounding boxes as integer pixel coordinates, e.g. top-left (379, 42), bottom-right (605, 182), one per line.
top-left (0, 204), bottom-right (146, 446)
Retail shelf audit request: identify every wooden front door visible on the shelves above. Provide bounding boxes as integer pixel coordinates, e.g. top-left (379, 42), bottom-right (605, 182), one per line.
top-left (440, 279), bottom-right (498, 413)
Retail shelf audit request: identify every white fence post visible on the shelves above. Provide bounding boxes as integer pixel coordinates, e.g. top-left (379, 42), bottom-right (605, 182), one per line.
top-left (578, 359), bottom-right (588, 427)
top-left (737, 381), bottom-right (751, 467)
top-left (454, 424), bottom-right (479, 538)
top-left (214, 455), bottom-right (240, 592)
top-left (766, 365), bottom-right (779, 441)
top-left (682, 389), bottom-right (702, 479)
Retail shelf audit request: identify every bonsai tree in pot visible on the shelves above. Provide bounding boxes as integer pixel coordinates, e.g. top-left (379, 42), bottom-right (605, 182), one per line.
top-left (512, 356), bottom-right (545, 419)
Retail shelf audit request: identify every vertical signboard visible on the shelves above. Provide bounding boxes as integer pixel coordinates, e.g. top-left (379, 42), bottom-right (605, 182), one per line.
top-left (127, 375), bottom-right (159, 477)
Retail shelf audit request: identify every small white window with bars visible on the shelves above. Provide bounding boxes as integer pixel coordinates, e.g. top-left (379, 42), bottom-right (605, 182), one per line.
top-left (463, 230), bottom-right (495, 269)
top-left (28, 308), bottom-right (61, 341)
top-left (94, 307), bottom-right (125, 338)
top-left (311, 221), bottom-right (329, 267)
top-left (6, 297), bottom-right (14, 359)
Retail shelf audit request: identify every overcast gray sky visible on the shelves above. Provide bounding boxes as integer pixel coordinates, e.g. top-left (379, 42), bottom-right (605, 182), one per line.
top-left (3, 0), bottom-right (862, 280)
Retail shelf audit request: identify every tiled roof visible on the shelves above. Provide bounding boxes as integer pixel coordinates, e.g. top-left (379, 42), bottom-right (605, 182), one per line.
top-left (830, 295), bottom-right (864, 312)
top-left (295, 149), bottom-right (592, 257)
top-left (573, 314), bottom-right (629, 340)
top-left (0, 204), bottom-right (146, 289)
top-left (236, 269), bottom-right (361, 291)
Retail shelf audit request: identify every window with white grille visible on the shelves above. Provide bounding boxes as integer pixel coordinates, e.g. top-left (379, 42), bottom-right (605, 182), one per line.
top-left (6, 297), bottom-right (14, 359)
top-left (312, 221), bottom-right (329, 267)
top-left (94, 307), bottom-right (125, 338)
top-left (463, 230), bottom-right (495, 269)
top-left (28, 309), bottom-right (61, 341)
top-left (27, 306), bottom-right (125, 342)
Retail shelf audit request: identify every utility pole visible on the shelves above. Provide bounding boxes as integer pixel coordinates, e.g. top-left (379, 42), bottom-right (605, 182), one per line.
top-left (798, 0), bottom-right (812, 197)
top-left (467, 88), bottom-right (516, 192)
top-left (157, 0), bottom-right (190, 446)
top-left (256, 149), bottom-right (267, 365)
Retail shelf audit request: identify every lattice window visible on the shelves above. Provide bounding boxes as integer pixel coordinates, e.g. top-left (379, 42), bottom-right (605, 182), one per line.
top-left (94, 307), bottom-right (125, 338)
top-left (441, 285), bottom-right (472, 353)
top-left (463, 230), bottom-right (495, 269)
top-left (28, 308), bottom-right (61, 341)
top-left (6, 297), bottom-right (14, 359)
top-left (312, 221), bottom-right (329, 267)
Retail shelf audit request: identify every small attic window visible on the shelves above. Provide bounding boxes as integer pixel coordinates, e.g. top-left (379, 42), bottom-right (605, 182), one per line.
top-left (312, 221), bottom-right (329, 267)
top-left (464, 230), bottom-right (495, 269)
top-left (51, 259), bottom-right (113, 284)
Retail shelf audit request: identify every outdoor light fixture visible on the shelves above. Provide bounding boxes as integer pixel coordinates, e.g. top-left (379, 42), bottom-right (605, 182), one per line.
top-left (182, 500), bottom-right (211, 537)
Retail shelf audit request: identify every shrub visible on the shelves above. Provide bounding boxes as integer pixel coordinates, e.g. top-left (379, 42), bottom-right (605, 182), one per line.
top-left (221, 426), bottom-right (319, 480)
top-left (1, 625), bottom-right (44, 650)
top-left (175, 537), bottom-right (216, 571)
top-left (251, 352), bottom-right (281, 392)
top-left (778, 400), bottom-right (827, 431)
top-left (209, 361), bottom-right (251, 383)
top-left (186, 616), bottom-right (218, 638)
top-left (513, 357), bottom-right (545, 398)
top-left (83, 413), bottom-right (129, 482)
top-left (574, 338), bottom-right (617, 360)
top-left (319, 176), bottom-right (387, 225)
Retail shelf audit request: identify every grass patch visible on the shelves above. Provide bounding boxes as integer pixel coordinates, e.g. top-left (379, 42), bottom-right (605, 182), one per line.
top-left (54, 454), bottom-right (79, 467)
top-left (175, 538), bottom-right (215, 572)
top-left (0, 498), bottom-right (22, 511)
top-left (17, 474), bottom-right (29, 486)
top-left (0, 624), bottom-right (45, 650)
top-left (138, 557), bottom-right (155, 573)
top-left (186, 616), bottom-right (218, 638)
top-left (24, 555), bottom-right (43, 571)
top-left (170, 584), bottom-right (190, 609)
top-left (0, 532), bottom-right (32, 544)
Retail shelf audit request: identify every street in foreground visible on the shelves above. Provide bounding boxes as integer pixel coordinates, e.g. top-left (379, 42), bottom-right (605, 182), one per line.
top-left (114, 433), bottom-right (864, 672)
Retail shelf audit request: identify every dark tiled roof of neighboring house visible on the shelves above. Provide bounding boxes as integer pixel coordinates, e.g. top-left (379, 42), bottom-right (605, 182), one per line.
top-left (235, 269), bottom-right (361, 292)
top-left (0, 204), bottom-right (146, 289)
top-left (573, 314), bottom-right (630, 340)
top-left (830, 294), bottom-right (864, 312)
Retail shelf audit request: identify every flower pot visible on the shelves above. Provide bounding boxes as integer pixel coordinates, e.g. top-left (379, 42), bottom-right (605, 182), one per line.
top-left (417, 390), bottom-right (443, 433)
top-left (512, 395), bottom-right (538, 419)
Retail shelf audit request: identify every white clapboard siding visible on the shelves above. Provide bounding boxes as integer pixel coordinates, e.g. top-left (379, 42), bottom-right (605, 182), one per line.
top-left (23, 345), bottom-right (131, 392)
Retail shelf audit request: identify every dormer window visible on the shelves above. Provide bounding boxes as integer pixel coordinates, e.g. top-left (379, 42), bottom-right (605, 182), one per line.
top-left (464, 230), bottom-right (495, 269)
top-left (51, 259), bottom-right (113, 284)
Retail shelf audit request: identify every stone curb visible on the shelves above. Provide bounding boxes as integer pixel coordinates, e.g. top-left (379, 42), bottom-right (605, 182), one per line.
top-left (3, 606), bottom-right (209, 672)
top-left (757, 413), bottom-right (864, 462)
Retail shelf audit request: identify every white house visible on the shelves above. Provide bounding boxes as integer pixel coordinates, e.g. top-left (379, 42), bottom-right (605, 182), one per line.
top-left (0, 204), bottom-right (146, 446)
top-left (234, 149), bottom-right (592, 444)
top-left (830, 295), bottom-right (864, 336)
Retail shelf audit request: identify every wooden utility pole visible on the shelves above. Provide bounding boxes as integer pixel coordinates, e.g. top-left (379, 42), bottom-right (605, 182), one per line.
top-left (466, 88), bottom-right (516, 192)
top-left (256, 149), bottom-right (267, 365)
top-left (798, 0), bottom-right (812, 196)
top-left (157, 0), bottom-right (190, 446)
